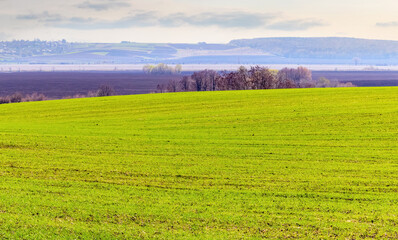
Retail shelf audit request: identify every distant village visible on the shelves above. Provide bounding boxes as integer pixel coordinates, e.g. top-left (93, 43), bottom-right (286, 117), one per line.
top-left (0, 40), bottom-right (72, 58)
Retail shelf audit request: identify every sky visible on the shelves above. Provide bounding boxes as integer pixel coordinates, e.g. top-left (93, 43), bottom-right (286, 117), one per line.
top-left (1, 0), bottom-right (398, 43)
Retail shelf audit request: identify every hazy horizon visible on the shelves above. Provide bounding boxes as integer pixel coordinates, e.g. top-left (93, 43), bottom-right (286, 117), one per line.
top-left (5, 36), bottom-right (398, 44)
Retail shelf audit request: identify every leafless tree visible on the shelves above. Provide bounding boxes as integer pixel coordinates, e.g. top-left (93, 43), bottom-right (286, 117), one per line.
top-left (278, 67), bottom-right (312, 85)
top-left (216, 69), bottom-right (248, 91)
top-left (156, 84), bottom-right (167, 93)
top-left (249, 66), bottom-right (276, 89)
top-left (167, 79), bottom-right (179, 92)
top-left (179, 76), bottom-right (192, 92)
top-left (96, 85), bottom-right (115, 97)
top-left (191, 70), bottom-right (219, 91)
top-left (215, 71), bottom-right (228, 90)
top-left (276, 73), bottom-right (297, 89)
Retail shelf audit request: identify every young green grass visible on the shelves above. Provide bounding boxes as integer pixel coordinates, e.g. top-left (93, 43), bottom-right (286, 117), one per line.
top-left (0, 87), bottom-right (397, 239)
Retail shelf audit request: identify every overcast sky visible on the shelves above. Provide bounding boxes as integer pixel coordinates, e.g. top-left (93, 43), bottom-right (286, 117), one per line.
top-left (1, 0), bottom-right (398, 43)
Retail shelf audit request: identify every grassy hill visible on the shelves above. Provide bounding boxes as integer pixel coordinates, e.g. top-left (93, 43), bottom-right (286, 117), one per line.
top-left (0, 88), bottom-right (397, 239)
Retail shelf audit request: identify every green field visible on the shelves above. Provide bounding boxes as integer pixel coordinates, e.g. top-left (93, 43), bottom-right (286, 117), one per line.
top-left (0, 87), bottom-right (397, 239)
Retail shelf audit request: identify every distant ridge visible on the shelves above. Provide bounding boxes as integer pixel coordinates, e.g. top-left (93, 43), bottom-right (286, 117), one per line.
top-left (230, 37), bottom-right (398, 59)
top-left (2, 37), bottom-right (398, 65)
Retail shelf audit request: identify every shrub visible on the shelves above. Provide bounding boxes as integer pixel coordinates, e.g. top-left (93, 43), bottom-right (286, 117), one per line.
top-left (9, 92), bottom-right (23, 103)
top-left (338, 82), bottom-right (356, 87)
top-left (299, 79), bottom-right (316, 88)
top-left (23, 92), bottom-right (47, 102)
top-left (72, 94), bottom-right (89, 99)
top-left (87, 91), bottom-right (98, 98)
top-left (96, 85), bottom-right (115, 97)
top-left (0, 96), bottom-right (10, 104)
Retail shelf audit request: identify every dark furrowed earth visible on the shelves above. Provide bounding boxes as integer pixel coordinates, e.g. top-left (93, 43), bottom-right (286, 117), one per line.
top-left (0, 71), bottom-right (397, 99)
top-left (312, 71), bottom-right (398, 87)
top-left (0, 71), bottom-right (182, 99)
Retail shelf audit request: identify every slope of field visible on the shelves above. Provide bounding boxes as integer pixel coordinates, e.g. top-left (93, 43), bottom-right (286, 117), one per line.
top-left (0, 88), bottom-right (397, 238)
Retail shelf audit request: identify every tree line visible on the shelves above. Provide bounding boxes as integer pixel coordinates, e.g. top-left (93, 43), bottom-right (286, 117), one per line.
top-left (157, 66), bottom-right (354, 93)
top-left (143, 63), bottom-right (182, 75)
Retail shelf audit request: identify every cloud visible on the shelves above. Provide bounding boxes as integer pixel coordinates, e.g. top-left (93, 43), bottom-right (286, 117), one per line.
top-left (77, 0), bottom-right (131, 11)
top-left (16, 11), bottom-right (95, 26)
top-left (17, 11), bottom-right (64, 23)
top-left (376, 22), bottom-right (398, 27)
top-left (15, 10), bottom-right (324, 32)
top-left (54, 12), bottom-right (157, 29)
top-left (52, 11), bottom-right (276, 30)
top-left (160, 12), bottom-right (275, 28)
top-left (0, 32), bottom-right (8, 40)
top-left (267, 19), bottom-right (325, 31)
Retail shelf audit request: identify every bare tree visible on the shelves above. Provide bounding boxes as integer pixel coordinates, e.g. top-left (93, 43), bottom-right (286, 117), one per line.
top-left (208, 70), bottom-right (218, 91)
top-left (167, 79), bottom-right (179, 92)
top-left (278, 67), bottom-right (312, 85)
top-left (191, 70), bottom-right (218, 91)
top-left (191, 71), bottom-right (204, 91)
top-left (97, 85), bottom-right (115, 97)
top-left (179, 76), bottom-right (192, 92)
top-left (249, 66), bottom-right (276, 89)
top-left (218, 69), bottom-right (248, 91)
top-left (297, 66), bottom-right (312, 82)
top-left (156, 84), bottom-right (167, 93)
top-left (276, 73), bottom-right (296, 89)
top-left (215, 71), bottom-right (229, 91)
top-left (236, 66), bottom-right (250, 90)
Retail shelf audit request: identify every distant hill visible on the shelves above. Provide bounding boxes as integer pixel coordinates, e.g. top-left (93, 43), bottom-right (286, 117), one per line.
top-left (230, 37), bottom-right (398, 59)
top-left (2, 37), bottom-right (398, 65)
